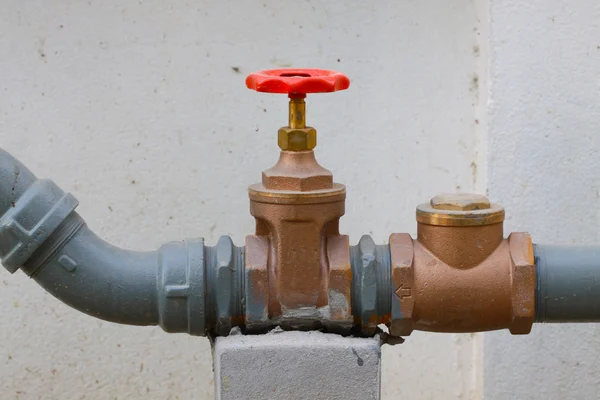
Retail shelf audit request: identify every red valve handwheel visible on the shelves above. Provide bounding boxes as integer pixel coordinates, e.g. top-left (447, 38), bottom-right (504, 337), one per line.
top-left (246, 68), bottom-right (350, 96)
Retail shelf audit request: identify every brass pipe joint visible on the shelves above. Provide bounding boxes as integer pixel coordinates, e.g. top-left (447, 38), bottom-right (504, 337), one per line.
top-left (388, 194), bottom-right (536, 336)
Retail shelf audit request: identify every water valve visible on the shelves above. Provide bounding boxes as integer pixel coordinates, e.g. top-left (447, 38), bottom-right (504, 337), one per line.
top-left (244, 69), bottom-right (353, 332)
top-left (0, 68), bottom-right (598, 344)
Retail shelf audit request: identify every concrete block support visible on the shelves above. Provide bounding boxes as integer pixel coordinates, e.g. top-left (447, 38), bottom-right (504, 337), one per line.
top-left (213, 330), bottom-right (381, 400)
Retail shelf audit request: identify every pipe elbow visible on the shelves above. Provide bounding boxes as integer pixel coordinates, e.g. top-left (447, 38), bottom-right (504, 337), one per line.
top-left (31, 217), bottom-right (161, 326)
top-left (0, 148), bottom-right (211, 335)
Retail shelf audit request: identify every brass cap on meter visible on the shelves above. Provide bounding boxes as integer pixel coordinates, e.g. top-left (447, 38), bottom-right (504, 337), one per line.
top-left (416, 193), bottom-right (504, 226)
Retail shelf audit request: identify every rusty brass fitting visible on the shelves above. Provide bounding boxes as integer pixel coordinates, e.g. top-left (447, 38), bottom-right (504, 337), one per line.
top-left (388, 193), bottom-right (536, 336)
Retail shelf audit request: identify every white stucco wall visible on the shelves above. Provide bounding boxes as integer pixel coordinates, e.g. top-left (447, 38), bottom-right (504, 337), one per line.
top-left (484, 1), bottom-right (600, 399)
top-left (9, 1), bottom-right (598, 399)
top-left (0, 1), bottom-right (483, 399)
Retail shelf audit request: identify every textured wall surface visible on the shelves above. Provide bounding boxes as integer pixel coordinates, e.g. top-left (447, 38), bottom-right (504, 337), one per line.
top-left (484, 0), bottom-right (600, 399)
top-left (0, 1), bottom-right (484, 399)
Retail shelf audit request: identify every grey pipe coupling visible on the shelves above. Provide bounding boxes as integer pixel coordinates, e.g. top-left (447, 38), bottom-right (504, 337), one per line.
top-left (158, 236), bottom-right (244, 336)
top-left (350, 235), bottom-right (391, 335)
top-left (0, 179), bottom-right (78, 274)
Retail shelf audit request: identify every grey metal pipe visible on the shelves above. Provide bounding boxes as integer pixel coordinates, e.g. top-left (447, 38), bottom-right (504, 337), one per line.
top-left (535, 244), bottom-right (600, 322)
top-left (0, 148), bottom-right (244, 336)
top-left (0, 149), bottom-right (163, 326)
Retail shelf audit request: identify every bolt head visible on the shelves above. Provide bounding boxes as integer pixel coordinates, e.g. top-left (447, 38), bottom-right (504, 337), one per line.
top-left (430, 193), bottom-right (490, 211)
top-left (507, 232), bottom-right (535, 335)
top-left (389, 233), bottom-right (415, 337)
top-left (278, 127), bottom-right (317, 151)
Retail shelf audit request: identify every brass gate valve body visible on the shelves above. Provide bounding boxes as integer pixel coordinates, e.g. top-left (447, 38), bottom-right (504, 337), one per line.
top-left (245, 69), bottom-right (352, 331)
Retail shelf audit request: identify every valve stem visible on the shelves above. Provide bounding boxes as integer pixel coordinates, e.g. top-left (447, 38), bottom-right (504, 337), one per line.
top-left (288, 96), bottom-right (306, 129)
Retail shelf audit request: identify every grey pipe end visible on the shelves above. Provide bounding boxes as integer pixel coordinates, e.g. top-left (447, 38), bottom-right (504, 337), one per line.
top-left (535, 244), bottom-right (600, 323)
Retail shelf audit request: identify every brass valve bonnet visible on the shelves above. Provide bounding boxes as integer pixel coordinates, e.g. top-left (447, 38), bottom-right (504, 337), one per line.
top-left (416, 193), bottom-right (505, 226)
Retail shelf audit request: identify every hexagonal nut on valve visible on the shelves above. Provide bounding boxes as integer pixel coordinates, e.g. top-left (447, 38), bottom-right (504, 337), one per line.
top-left (389, 233), bottom-right (415, 337)
top-left (508, 232), bottom-right (535, 335)
top-left (244, 235), bottom-right (270, 332)
top-left (278, 127), bottom-right (317, 151)
top-left (213, 236), bottom-right (243, 336)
